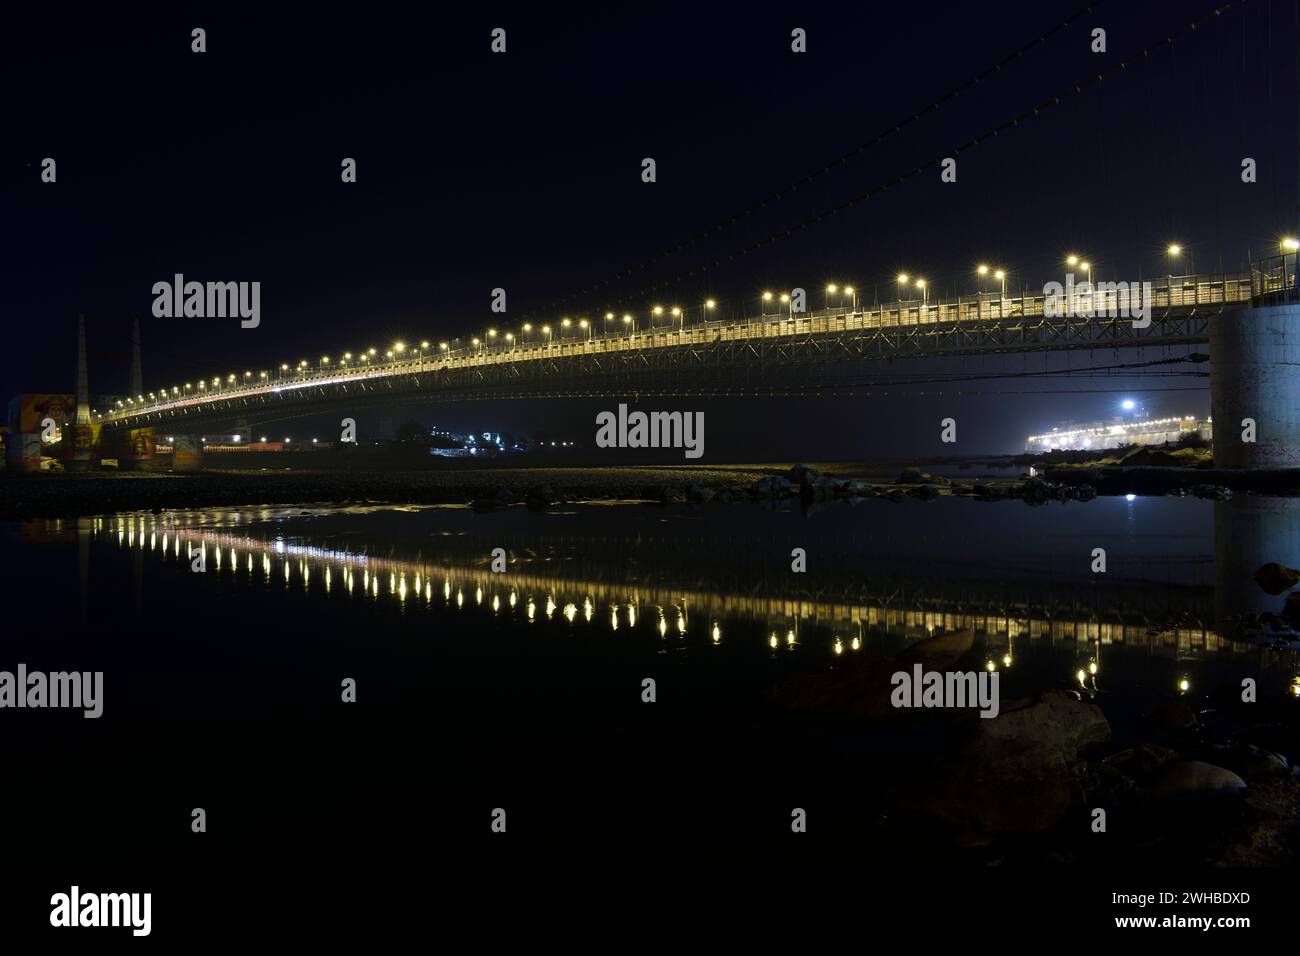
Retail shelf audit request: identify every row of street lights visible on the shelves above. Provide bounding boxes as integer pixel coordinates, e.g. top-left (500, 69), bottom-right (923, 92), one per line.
top-left (117, 238), bottom-right (1300, 418)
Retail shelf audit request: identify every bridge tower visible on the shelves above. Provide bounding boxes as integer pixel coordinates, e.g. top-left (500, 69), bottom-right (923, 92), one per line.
top-left (129, 316), bottom-right (142, 397)
top-left (69, 314), bottom-right (92, 472)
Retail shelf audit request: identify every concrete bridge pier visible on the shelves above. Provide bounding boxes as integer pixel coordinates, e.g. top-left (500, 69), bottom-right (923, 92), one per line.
top-left (171, 435), bottom-right (205, 472)
top-left (1213, 497), bottom-right (1300, 698)
top-left (1209, 304), bottom-right (1300, 469)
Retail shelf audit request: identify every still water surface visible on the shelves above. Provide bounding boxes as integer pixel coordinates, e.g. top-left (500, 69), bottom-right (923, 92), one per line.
top-left (3, 495), bottom-right (1297, 851)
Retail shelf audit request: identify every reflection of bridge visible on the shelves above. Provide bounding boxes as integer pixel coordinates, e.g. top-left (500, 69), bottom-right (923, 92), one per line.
top-left (92, 512), bottom-right (1239, 664)
top-left (100, 273), bottom-right (1258, 432)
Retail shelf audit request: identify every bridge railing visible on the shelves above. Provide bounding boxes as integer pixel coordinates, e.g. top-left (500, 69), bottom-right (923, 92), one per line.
top-left (1251, 253), bottom-right (1298, 305)
top-left (101, 271), bottom-right (1253, 424)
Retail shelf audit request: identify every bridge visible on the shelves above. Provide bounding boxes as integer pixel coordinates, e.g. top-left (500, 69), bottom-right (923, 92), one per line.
top-left (57, 254), bottom-right (1296, 473)
top-left (20, 0), bottom-right (1294, 477)
top-left (96, 267), bottom-right (1283, 431)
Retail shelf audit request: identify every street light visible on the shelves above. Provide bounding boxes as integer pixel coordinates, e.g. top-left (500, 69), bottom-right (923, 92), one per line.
top-left (622, 314), bottom-right (634, 333)
top-left (761, 291), bottom-right (773, 315)
top-left (994, 269), bottom-right (1006, 296)
top-left (703, 298), bottom-right (716, 327)
top-left (1282, 238), bottom-right (1299, 251)
top-left (915, 278), bottom-right (927, 305)
top-left (671, 307), bottom-right (682, 331)
top-left (825, 283), bottom-right (838, 309)
top-left (844, 286), bottom-right (856, 310)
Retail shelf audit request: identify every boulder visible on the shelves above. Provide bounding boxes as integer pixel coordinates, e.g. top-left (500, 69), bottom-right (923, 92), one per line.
top-left (1149, 760), bottom-right (1247, 799)
top-left (1020, 478), bottom-right (1055, 504)
top-left (902, 691), bottom-right (1111, 834)
top-left (1196, 744), bottom-right (1290, 781)
top-left (1254, 562), bottom-right (1300, 596)
top-left (785, 464), bottom-right (822, 483)
top-left (750, 476), bottom-right (793, 497)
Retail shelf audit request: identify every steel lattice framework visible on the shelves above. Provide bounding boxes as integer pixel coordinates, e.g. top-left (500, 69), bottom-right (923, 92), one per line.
top-left (101, 276), bottom-right (1245, 431)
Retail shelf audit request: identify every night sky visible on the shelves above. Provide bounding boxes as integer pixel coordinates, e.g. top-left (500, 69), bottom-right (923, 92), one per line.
top-left (4, 1), bottom-right (1296, 456)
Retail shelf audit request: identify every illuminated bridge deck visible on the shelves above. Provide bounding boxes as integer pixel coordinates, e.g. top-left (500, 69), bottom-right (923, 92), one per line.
top-left (99, 272), bottom-right (1268, 429)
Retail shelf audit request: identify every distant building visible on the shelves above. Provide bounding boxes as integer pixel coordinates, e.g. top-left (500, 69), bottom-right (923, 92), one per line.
top-left (1025, 415), bottom-right (1212, 453)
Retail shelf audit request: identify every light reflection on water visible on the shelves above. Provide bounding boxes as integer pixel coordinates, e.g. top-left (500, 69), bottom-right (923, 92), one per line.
top-left (28, 495), bottom-right (1300, 699)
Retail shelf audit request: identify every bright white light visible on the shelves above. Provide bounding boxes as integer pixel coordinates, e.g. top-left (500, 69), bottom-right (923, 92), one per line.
top-left (1125, 494), bottom-right (1136, 502)
top-left (1121, 400), bottom-right (1135, 410)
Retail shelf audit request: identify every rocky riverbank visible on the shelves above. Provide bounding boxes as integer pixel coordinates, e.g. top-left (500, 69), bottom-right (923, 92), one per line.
top-left (0, 466), bottom-right (771, 518)
top-left (2, 457), bottom-right (1298, 518)
top-left (775, 627), bottom-right (1300, 865)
